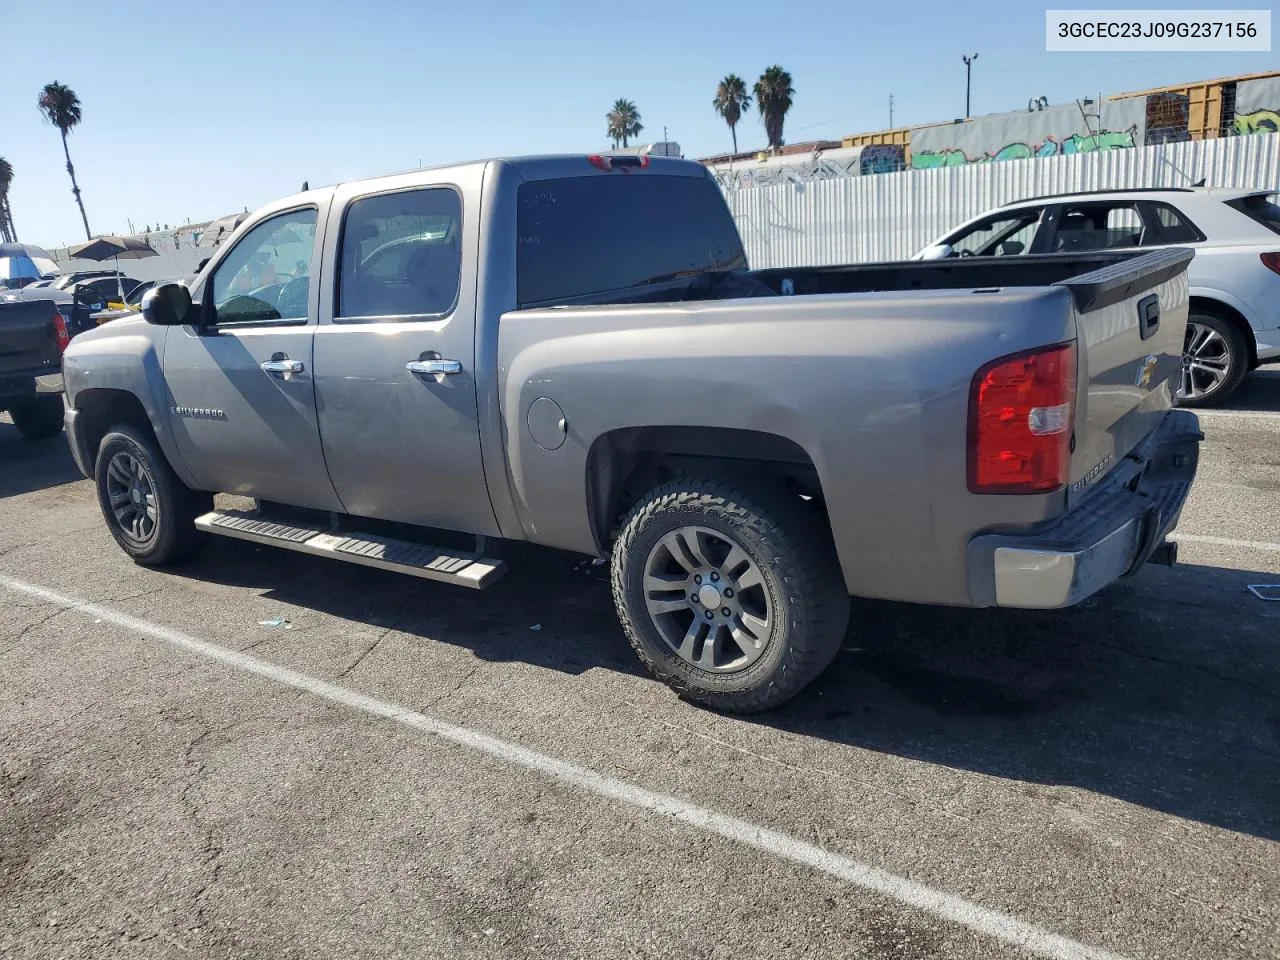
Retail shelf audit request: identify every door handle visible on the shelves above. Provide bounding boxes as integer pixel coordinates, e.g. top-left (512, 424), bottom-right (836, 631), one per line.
top-left (261, 357), bottom-right (305, 380)
top-left (406, 359), bottom-right (462, 377)
top-left (1137, 294), bottom-right (1160, 341)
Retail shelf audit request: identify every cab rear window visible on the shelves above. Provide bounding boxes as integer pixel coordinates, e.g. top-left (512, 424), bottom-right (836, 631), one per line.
top-left (515, 174), bottom-right (746, 307)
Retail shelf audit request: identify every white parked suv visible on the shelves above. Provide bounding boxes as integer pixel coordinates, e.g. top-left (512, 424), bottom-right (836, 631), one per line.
top-left (915, 187), bottom-right (1280, 406)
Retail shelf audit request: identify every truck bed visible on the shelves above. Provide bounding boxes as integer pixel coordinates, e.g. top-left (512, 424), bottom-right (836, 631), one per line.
top-left (748, 249), bottom-right (1190, 301)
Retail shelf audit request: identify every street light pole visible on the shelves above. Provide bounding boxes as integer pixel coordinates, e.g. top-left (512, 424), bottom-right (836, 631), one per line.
top-left (962, 53), bottom-right (979, 118)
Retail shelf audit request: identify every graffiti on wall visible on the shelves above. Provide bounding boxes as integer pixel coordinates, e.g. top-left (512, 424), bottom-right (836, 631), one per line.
top-left (858, 145), bottom-right (906, 174)
top-left (1234, 109), bottom-right (1280, 135)
top-left (912, 127), bottom-right (1138, 169)
top-left (1145, 92), bottom-right (1190, 145)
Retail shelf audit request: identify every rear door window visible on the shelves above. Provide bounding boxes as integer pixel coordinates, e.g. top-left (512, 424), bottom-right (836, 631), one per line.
top-left (515, 174), bottom-right (745, 306)
top-left (337, 187), bottom-right (463, 320)
top-left (1052, 203), bottom-right (1145, 251)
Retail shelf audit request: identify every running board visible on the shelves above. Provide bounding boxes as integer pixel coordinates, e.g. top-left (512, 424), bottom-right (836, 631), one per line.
top-left (194, 510), bottom-right (506, 589)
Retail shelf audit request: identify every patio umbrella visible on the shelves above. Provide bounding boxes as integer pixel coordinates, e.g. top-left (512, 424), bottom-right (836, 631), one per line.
top-left (68, 235), bottom-right (158, 300)
top-left (0, 242), bottom-right (58, 285)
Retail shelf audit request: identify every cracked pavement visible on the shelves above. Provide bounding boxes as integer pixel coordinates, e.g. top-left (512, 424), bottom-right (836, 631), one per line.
top-left (1, 382), bottom-right (1279, 959)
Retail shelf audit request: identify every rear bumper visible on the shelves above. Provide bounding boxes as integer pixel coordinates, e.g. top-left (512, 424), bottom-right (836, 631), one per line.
top-left (967, 410), bottom-right (1202, 609)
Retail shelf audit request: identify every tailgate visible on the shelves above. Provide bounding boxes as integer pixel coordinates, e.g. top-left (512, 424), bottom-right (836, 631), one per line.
top-left (0, 299), bottom-right (61, 377)
top-left (1055, 248), bottom-right (1194, 503)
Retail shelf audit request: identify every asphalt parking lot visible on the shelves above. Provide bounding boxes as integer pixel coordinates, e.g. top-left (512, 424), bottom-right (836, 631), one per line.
top-left (1, 372), bottom-right (1278, 960)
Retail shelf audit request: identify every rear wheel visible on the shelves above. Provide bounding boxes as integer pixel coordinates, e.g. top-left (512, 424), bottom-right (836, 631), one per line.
top-left (611, 476), bottom-right (850, 713)
top-left (1178, 313), bottom-right (1248, 407)
top-left (94, 425), bottom-right (212, 565)
top-left (9, 395), bottom-right (64, 440)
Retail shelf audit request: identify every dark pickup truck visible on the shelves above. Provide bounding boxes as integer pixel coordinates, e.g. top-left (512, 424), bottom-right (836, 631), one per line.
top-left (0, 299), bottom-right (69, 440)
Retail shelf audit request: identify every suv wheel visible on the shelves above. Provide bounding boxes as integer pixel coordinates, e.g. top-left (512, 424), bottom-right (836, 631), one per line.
top-left (1178, 313), bottom-right (1248, 407)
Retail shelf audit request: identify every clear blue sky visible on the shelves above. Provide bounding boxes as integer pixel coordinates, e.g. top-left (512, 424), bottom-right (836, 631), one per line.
top-left (2, 0), bottom-right (1274, 247)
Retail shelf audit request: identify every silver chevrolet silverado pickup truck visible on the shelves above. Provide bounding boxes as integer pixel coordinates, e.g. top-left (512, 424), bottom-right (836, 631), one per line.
top-left (61, 154), bottom-right (1202, 711)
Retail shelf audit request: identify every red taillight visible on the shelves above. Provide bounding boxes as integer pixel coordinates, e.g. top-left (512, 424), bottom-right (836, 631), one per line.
top-left (52, 309), bottom-right (70, 354)
top-left (968, 343), bottom-right (1077, 494)
top-left (1261, 252), bottom-right (1280, 275)
top-left (587, 154), bottom-right (613, 171)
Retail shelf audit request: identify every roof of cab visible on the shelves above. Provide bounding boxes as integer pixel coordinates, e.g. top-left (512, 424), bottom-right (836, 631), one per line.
top-left (281, 153), bottom-right (708, 206)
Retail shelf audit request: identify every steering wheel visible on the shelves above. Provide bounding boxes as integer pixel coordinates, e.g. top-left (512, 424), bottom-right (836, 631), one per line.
top-left (276, 276), bottom-right (309, 318)
top-left (958, 249), bottom-right (975, 257)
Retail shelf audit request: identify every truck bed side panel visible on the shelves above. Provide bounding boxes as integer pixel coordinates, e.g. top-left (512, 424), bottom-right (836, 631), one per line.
top-left (497, 287), bottom-right (1076, 605)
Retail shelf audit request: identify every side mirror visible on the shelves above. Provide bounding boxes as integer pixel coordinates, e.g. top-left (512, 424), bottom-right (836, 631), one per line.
top-left (141, 283), bottom-right (193, 326)
top-left (915, 242), bottom-right (955, 261)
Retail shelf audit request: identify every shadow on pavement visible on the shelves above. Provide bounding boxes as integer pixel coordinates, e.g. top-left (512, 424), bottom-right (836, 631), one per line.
top-left (0, 421), bottom-right (84, 499)
top-left (1220, 366), bottom-right (1280, 413)
top-left (175, 537), bottom-right (1280, 842)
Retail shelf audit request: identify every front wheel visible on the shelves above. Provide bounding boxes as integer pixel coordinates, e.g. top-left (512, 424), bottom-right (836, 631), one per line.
top-left (94, 425), bottom-right (212, 565)
top-left (9, 395), bottom-right (65, 440)
top-left (1178, 313), bottom-right (1248, 407)
top-left (611, 477), bottom-right (850, 713)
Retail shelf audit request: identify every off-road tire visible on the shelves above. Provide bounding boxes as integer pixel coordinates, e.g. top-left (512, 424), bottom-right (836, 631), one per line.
top-left (611, 476), bottom-right (850, 712)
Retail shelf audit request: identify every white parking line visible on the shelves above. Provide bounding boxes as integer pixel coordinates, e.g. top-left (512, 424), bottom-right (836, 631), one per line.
top-left (1171, 533), bottom-right (1280, 553)
top-left (1194, 409), bottom-right (1280, 421)
top-left (0, 575), bottom-right (1128, 960)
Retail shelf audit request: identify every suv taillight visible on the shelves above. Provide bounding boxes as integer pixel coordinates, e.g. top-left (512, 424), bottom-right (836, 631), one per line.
top-left (52, 309), bottom-right (70, 354)
top-left (1261, 252), bottom-right (1280, 275)
top-left (968, 343), bottom-right (1077, 494)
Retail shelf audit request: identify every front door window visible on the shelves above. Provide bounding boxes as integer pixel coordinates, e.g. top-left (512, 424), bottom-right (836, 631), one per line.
top-left (948, 211), bottom-right (1041, 257)
top-left (209, 208), bottom-right (317, 325)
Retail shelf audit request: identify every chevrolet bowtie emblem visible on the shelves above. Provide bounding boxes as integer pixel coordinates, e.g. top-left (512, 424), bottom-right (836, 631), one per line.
top-left (1136, 354), bottom-right (1158, 388)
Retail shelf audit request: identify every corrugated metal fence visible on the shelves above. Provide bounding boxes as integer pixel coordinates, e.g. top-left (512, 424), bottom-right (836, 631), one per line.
top-left (720, 135), bottom-right (1280, 268)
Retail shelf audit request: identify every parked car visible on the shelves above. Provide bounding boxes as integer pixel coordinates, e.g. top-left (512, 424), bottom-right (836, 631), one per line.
top-left (0, 299), bottom-right (68, 439)
top-left (123, 278), bottom-right (191, 312)
top-left (67, 275), bottom-right (141, 305)
top-left (123, 279), bottom-right (157, 310)
top-left (61, 155), bottom-right (1201, 711)
top-left (51, 269), bottom-right (130, 289)
top-left (915, 187), bottom-right (1280, 406)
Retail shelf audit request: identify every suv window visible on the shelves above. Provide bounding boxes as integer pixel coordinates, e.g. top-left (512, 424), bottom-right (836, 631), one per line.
top-left (947, 210), bottom-right (1041, 256)
top-left (515, 174), bottom-right (746, 306)
top-left (1053, 203), bottom-right (1145, 251)
top-left (337, 187), bottom-right (462, 320)
top-left (210, 208), bottom-right (317, 324)
top-left (1226, 193), bottom-right (1280, 237)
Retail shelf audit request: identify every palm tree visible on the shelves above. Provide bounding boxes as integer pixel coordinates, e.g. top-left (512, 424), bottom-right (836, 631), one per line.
top-left (0, 157), bottom-right (15, 243)
top-left (753, 66), bottom-right (795, 151)
top-left (712, 75), bottom-right (752, 154)
top-left (605, 98), bottom-right (644, 149)
top-left (38, 82), bottom-right (91, 240)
